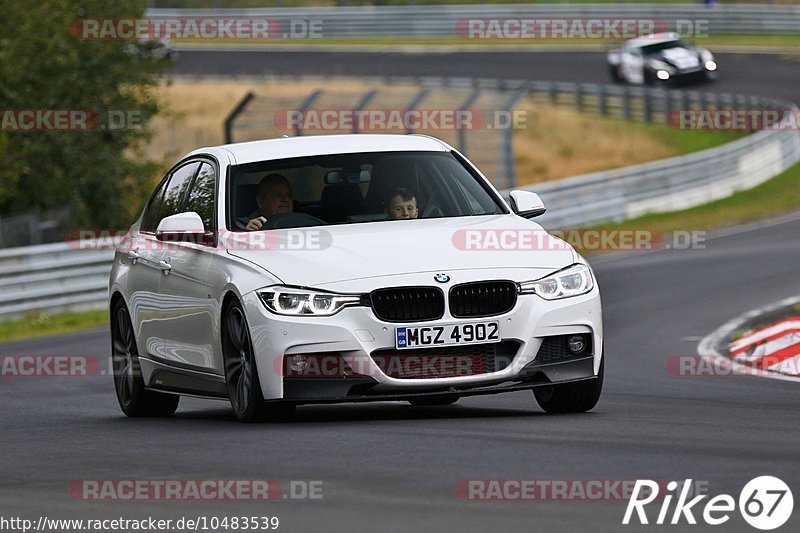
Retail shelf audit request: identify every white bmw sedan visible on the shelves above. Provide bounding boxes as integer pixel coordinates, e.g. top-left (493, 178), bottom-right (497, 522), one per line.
top-left (109, 134), bottom-right (603, 422)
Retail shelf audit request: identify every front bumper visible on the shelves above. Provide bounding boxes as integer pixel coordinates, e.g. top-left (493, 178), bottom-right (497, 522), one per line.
top-left (242, 281), bottom-right (602, 402)
top-left (281, 355), bottom-right (596, 404)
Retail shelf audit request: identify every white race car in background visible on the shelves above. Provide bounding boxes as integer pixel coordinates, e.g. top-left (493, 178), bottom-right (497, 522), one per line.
top-left (109, 134), bottom-right (603, 422)
top-left (607, 32), bottom-right (717, 85)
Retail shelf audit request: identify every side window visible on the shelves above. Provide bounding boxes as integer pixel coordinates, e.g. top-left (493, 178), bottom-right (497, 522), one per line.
top-left (186, 163), bottom-right (216, 232)
top-left (142, 176), bottom-right (169, 232)
top-left (155, 162), bottom-right (200, 230)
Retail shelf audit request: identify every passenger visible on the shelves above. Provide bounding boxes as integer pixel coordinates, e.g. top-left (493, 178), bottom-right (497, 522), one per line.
top-left (385, 187), bottom-right (419, 220)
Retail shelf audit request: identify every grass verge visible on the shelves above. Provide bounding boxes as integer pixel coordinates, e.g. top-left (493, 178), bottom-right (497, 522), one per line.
top-left (0, 309), bottom-right (108, 344)
top-left (569, 159), bottom-right (800, 257)
top-left (592, 159), bottom-right (800, 233)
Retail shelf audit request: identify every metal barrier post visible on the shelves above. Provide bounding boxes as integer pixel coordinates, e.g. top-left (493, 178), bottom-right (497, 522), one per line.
top-left (352, 89), bottom-right (378, 133)
top-left (457, 87), bottom-right (482, 155)
top-left (223, 91), bottom-right (255, 144)
top-left (497, 82), bottom-right (532, 190)
top-left (622, 86), bottom-right (631, 120)
top-left (404, 87), bottom-right (431, 134)
top-left (295, 90), bottom-right (324, 137)
top-left (598, 84), bottom-right (608, 116)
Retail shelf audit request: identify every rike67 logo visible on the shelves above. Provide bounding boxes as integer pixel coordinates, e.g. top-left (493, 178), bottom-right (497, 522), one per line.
top-left (623, 476), bottom-right (793, 530)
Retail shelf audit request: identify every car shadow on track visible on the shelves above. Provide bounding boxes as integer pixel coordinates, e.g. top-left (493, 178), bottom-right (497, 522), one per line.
top-left (166, 402), bottom-right (550, 424)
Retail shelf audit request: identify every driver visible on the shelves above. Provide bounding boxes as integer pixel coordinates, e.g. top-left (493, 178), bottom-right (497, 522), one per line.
top-left (239, 174), bottom-right (294, 231)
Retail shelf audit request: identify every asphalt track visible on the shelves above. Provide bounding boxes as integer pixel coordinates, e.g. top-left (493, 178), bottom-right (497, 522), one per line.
top-left (172, 48), bottom-right (800, 105)
top-left (2, 214), bottom-right (800, 532)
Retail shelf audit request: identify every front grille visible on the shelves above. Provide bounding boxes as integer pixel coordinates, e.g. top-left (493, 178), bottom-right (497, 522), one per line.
top-left (449, 281), bottom-right (517, 318)
top-left (371, 341), bottom-right (519, 379)
top-left (370, 287), bottom-right (444, 322)
top-left (534, 335), bottom-right (592, 364)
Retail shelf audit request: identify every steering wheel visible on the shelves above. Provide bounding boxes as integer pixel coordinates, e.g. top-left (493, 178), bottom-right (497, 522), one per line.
top-left (261, 212), bottom-right (327, 229)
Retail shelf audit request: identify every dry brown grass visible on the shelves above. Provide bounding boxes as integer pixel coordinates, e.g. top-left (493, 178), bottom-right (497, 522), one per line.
top-left (512, 100), bottom-right (676, 186)
top-left (148, 77), bottom-right (680, 187)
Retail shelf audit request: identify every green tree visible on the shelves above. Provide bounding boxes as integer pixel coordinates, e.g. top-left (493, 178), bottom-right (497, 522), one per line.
top-left (0, 0), bottom-right (169, 229)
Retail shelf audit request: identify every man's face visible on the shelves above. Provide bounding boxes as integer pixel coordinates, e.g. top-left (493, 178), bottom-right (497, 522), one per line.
top-left (257, 180), bottom-right (293, 217)
top-left (387, 195), bottom-right (418, 220)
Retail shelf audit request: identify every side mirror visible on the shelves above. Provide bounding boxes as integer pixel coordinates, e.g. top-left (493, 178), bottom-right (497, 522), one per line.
top-left (509, 190), bottom-right (546, 218)
top-left (155, 212), bottom-right (206, 242)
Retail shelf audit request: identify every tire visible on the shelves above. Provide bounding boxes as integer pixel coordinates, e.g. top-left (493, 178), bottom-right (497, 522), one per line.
top-left (222, 299), bottom-right (295, 423)
top-left (408, 395), bottom-right (459, 406)
top-left (111, 300), bottom-right (180, 417)
top-left (533, 356), bottom-right (603, 414)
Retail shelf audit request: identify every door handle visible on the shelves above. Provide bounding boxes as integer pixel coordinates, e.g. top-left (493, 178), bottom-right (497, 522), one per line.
top-left (127, 249), bottom-right (140, 264)
top-left (157, 258), bottom-right (172, 275)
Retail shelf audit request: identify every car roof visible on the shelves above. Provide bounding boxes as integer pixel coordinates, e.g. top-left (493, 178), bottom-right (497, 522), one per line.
top-left (188, 134), bottom-right (452, 165)
top-left (626, 32), bottom-right (684, 48)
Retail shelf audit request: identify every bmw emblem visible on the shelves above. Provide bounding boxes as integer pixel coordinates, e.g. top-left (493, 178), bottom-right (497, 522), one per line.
top-left (434, 273), bottom-right (450, 284)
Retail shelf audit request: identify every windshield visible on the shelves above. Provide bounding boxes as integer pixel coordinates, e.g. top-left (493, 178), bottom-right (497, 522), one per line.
top-left (227, 151), bottom-right (506, 230)
top-left (640, 40), bottom-right (689, 55)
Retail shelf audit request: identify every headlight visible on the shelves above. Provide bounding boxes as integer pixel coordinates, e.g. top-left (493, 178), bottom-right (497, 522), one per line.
top-left (258, 287), bottom-right (363, 316)
top-left (518, 264), bottom-right (594, 300)
top-left (704, 60), bottom-right (717, 71)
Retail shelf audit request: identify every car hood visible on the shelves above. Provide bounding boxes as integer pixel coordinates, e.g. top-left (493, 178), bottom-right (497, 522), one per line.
top-left (647, 47), bottom-right (701, 70)
top-left (227, 214), bottom-right (576, 287)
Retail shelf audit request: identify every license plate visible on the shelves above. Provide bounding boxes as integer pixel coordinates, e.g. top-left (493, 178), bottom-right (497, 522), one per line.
top-left (395, 322), bottom-right (500, 349)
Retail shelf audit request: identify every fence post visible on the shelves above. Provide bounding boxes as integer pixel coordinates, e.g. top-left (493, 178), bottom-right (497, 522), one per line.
top-left (352, 89), bottom-right (379, 133)
top-left (643, 90), bottom-right (653, 123)
top-left (405, 87), bottom-right (431, 134)
top-left (224, 91), bottom-right (255, 144)
top-left (497, 82), bottom-right (531, 190)
top-left (663, 89), bottom-right (673, 125)
top-left (294, 90), bottom-right (324, 137)
top-left (622, 86), bottom-right (631, 120)
top-left (457, 87), bottom-right (482, 155)
top-left (597, 84), bottom-right (607, 116)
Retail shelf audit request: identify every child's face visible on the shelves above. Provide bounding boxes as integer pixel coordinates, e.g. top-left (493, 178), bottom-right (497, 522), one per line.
top-left (387, 195), bottom-right (418, 220)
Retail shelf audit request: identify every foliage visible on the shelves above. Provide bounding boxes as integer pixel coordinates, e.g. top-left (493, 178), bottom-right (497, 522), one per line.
top-left (0, 0), bottom-right (169, 228)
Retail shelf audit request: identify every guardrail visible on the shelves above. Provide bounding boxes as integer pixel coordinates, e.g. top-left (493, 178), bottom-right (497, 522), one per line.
top-left (2, 79), bottom-right (799, 320)
top-left (530, 117), bottom-right (800, 228)
top-left (0, 242), bottom-right (113, 319)
top-left (147, 4), bottom-right (800, 36)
